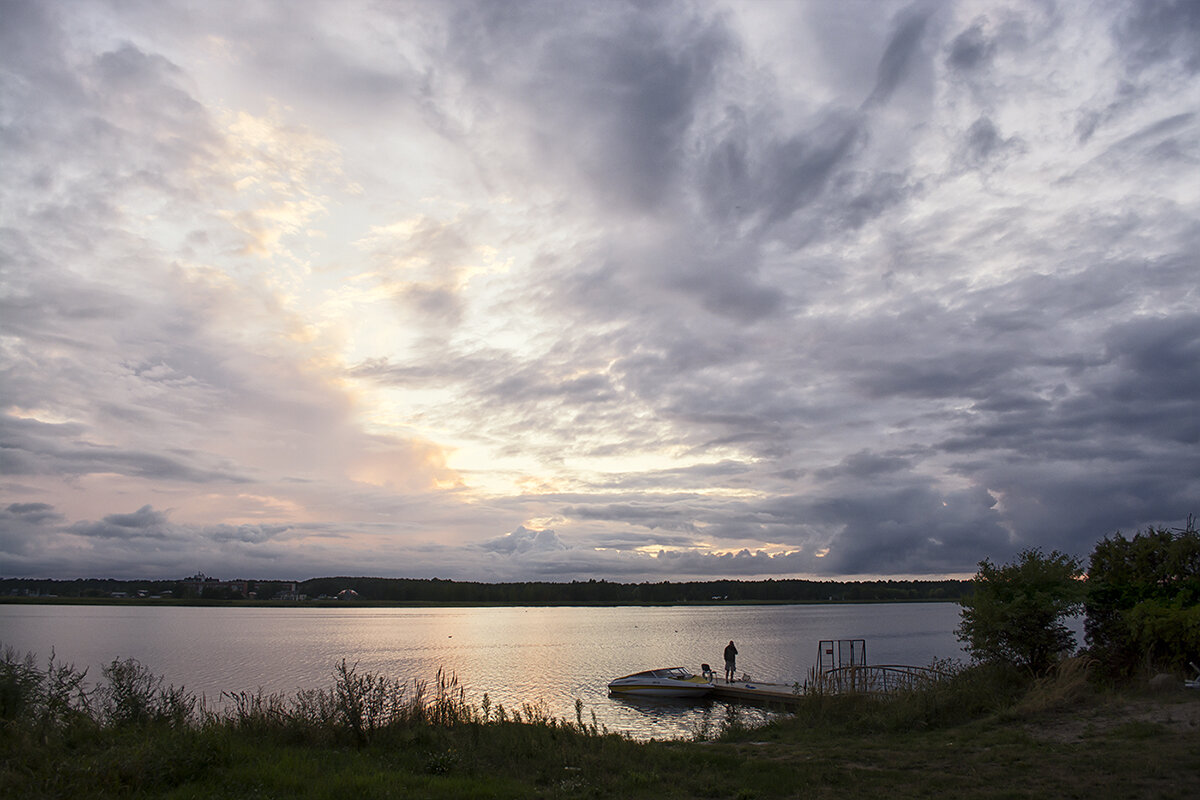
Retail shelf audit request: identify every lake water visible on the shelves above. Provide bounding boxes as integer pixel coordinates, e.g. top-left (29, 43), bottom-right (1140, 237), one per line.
top-left (0, 602), bottom-right (966, 739)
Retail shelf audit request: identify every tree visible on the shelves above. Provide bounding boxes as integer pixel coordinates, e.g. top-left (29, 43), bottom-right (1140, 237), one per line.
top-left (1084, 520), bottom-right (1200, 679)
top-left (957, 548), bottom-right (1085, 675)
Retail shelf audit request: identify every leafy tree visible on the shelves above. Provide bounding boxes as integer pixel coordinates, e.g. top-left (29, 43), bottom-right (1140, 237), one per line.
top-left (957, 548), bottom-right (1085, 675)
top-left (1084, 520), bottom-right (1200, 678)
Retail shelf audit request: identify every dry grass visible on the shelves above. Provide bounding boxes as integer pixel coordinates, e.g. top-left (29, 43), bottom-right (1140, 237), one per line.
top-left (1013, 655), bottom-right (1095, 714)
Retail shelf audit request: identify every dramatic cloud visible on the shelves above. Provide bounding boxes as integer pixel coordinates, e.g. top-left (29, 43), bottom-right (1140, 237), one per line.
top-left (2, 0), bottom-right (1197, 581)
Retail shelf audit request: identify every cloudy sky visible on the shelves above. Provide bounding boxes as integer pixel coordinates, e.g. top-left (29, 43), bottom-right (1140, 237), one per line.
top-left (2, 0), bottom-right (1197, 582)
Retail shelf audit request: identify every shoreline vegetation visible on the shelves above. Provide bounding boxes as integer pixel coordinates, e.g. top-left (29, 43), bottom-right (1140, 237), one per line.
top-left (0, 575), bottom-right (970, 605)
top-left (3, 648), bottom-right (1197, 798)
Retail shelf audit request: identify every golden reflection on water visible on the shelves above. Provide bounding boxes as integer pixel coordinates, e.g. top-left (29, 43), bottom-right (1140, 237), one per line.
top-left (0, 603), bottom-right (964, 739)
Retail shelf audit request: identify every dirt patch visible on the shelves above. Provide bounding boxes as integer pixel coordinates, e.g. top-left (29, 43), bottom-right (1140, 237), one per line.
top-left (1027, 693), bottom-right (1200, 742)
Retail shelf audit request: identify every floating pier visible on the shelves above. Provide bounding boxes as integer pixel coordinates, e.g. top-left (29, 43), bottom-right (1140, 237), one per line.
top-left (709, 678), bottom-right (804, 707)
top-left (706, 639), bottom-right (946, 707)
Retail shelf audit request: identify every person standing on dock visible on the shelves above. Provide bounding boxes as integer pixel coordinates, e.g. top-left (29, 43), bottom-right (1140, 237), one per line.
top-left (724, 640), bottom-right (738, 683)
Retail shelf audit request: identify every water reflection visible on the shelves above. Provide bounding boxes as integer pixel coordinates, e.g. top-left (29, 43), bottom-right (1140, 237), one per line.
top-left (608, 693), bottom-right (777, 741)
top-left (0, 602), bottom-right (967, 740)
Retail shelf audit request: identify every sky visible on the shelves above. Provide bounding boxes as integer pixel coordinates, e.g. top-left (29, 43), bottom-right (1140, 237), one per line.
top-left (1, 0), bottom-right (1198, 583)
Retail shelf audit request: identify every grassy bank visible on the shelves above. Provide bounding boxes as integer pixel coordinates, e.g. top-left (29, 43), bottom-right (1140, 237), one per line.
top-left (3, 649), bottom-right (1197, 799)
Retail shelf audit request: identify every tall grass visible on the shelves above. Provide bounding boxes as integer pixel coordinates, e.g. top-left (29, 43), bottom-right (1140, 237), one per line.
top-left (0, 646), bottom-right (601, 745)
top-left (1, 646), bottom-right (626, 797)
top-left (0, 647), bottom-right (93, 733)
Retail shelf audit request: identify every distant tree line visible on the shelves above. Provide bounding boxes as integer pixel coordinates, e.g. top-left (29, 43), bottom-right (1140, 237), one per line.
top-left (0, 575), bottom-right (971, 604)
top-left (298, 576), bottom-right (970, 604)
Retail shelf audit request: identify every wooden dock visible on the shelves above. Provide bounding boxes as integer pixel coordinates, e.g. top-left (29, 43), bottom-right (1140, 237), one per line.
top-left (709, 679), bottom-right (804, 707)
top-left (696, 640), bottom-right (946, 708)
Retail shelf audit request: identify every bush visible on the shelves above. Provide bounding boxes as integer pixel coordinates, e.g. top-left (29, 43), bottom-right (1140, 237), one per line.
top-left (99, 657), bottom-right (196, 727)
top-left (958, 548), bottom-right (1085, 675)
top-left (0, 647), bottom-right (94, 733)
top-left (1123, 600), bottom-right (1200, 673)
top-left (1084, 521), bottom-right (1200, 679)
top-left (0, 647), bottom-right (42, 720)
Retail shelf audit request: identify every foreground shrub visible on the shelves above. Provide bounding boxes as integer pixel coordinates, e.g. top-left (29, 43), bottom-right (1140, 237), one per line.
top-left (958, 548), bottom-right (1085, 675)
top-left (0, 647), bottom-right (43, 720)
top-left (0, 646), bottom-right (93, 733)
top-left (99, 657), bottom-right (196, 728)
top-left (1085, 521), bottom-right (1200, 680)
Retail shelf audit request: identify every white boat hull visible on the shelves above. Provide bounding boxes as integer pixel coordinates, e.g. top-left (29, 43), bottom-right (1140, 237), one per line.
top-left (608, 683), bottom-right (713, 697)
top-left (607, 666), bottom-right (713, 698)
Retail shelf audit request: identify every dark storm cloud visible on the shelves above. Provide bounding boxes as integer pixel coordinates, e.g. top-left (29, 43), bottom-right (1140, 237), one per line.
top-left (0, 503), bottom-right (309, 579)
top-left (69, 505), bottom-right (174, 540)
top-left (649, 548), bottom-right (814, 576)
top-left (816, 451), bottom-right (914, 480)
top-left (855, 347), bottom-right (1021, 400)
top-left (528, 11), bottom-right (731, 211)
top-left (695, 105), bottom-right (866, 232)
top-left (561, 502), bottom-right (700, 532)
top-left (805, 483), bottom-right (1008, 574)
top-left (204, 523), bottom-right (293, 545)
top-left (937, 313), bottom-right (1200, 458)
top-left (466, 533), bottom-right (818, 581)
top-left (966, 455), bottom-right (1197, 558)
top-left (662, 248), bottom-right (787, 322)
top-left (866, 9), bottom-right (931, 106)
top-left (441, 0), bottom-right (736, 212)
top-left (836, 171), bottom-right (913, 231)
top-left (1116, 0), bottom-right (1200, 72)
top-left (0, 502), bottom-right (65, 557)
top-left (960, 116), bottom-right (1020, 166)
top-left (593, 460), bottom-right (756, 491)
top-left (485, 367), bottom-right (619, 407)
top-left (355, 346), bottom-right (621, 408)
top-left (758, 116), bottom-right (865, 227)
top-left (1104, 313), bottom-right (1200, 408)
top-left (922, 315), bottom-right (1200, 558)
top-left (5, 502), bottom-right (60, 521)
top-left (946, 20), bottom-right (995, 72)
top-left (0, 415), bottom-right (248, 483)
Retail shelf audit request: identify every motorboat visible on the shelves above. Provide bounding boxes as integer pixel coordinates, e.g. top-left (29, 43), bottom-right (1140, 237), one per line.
top-left (607, 666), bottom-right (714, 697)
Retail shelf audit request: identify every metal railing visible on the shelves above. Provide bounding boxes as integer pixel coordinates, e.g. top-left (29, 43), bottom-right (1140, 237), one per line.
top-left (806, 664), bottom-right (951, 695)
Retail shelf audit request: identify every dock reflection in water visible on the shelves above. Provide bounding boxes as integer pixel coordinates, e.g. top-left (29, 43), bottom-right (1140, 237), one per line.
top-left (608, 693), bottom-right (778, 741)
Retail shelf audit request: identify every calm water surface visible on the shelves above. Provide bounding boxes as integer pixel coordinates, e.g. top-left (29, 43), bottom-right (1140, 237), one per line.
top-left (0, 603), bottom-right (964, 739)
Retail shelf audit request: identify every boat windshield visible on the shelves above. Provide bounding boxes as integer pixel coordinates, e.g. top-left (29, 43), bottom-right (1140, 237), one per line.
top-left (653, 667), bottom-right (693, 679)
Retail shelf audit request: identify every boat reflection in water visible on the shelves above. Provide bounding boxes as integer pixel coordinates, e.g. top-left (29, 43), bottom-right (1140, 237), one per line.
top-left (607, 666), bottom-right (714, 698)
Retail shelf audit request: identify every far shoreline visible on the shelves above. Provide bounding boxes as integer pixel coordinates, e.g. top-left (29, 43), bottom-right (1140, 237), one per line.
top-left (0, 596), bottom-right (961, 609)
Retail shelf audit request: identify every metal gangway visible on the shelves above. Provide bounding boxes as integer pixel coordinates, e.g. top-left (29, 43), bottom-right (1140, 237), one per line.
top-left (810, 639), bottom-right (950, 695)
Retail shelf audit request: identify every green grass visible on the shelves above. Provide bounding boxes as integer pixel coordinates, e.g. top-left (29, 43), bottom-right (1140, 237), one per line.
top-left (3, 650), bottom-right (1198, 799)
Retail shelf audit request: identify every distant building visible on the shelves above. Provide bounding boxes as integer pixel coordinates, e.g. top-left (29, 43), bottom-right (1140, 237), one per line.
top-left (337, 589), bottom-right (360, 600)
top-left (181, 572), bottom-right (249, 598)
top-left (274, 583), bottom-right (306, 601)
